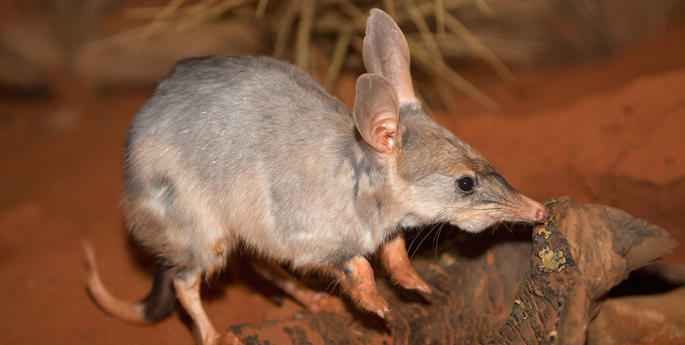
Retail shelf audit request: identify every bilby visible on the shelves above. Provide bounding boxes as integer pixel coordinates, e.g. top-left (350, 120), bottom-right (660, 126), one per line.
top-left (84, 8), bottom-right (549, 345)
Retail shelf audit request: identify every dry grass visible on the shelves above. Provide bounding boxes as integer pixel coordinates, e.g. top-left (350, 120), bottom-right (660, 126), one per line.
top-left (90, 0), bottom-right (682, 109)
top-left (1, 0), bottom-right (682, 109)
top-left (90, 0), bottom-right (507, 109)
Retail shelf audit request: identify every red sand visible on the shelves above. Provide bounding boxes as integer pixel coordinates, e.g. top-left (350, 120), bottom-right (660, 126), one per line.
top-left (1, 19), bottom-right (684, 345)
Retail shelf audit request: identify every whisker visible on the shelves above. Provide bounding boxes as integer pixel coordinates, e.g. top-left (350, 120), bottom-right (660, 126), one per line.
top-left (432, 222), bottom-right (447, 257)
top-left (432, 223), bottom-right (441, 251)
top-left (406, 227), bottom-right (425, 257)
top-left (412, 223), bottom-right (439, 258)
top-left (407, 208), bottom-right (448, 259)
top-left (409, 225), bottom-right (436, 259)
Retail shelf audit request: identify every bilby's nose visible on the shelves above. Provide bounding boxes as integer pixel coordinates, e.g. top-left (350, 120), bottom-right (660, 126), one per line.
top-left (535, 204), bottom-right (550, 223)
top-left (520, 194), bottom-right (550, 223)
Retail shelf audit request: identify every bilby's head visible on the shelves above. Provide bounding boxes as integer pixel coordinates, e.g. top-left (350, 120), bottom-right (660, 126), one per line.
top-left (392, 104), bottom-right (549, 232)
top-left (350, 9), bottom-right (548, 232)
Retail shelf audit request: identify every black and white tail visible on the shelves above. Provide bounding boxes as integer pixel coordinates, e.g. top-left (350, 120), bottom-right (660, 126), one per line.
top-left (83, 241), bottom-right (176, 323)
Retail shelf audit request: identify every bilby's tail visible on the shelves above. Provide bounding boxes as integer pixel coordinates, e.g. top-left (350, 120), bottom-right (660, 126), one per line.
top-left (82, 241), bottom-right (176, 323)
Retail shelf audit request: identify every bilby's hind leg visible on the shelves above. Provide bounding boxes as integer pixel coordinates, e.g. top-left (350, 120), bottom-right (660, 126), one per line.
top-left (379, 234), bottom-right (431, 295)
top-left (333, 256), bottom-right (390, 319)
top-left (251, 259), bottom-right (346, 313)
top-left (173, 274), bottom-right (242, 345)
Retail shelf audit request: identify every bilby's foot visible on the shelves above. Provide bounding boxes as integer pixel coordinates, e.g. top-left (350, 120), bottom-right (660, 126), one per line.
top-left (379, 234), bottom-right (432, 295)
top-left (173, 275), bottom-right (221, 345)
top-left (336, 256), bottom-right (391, 319)
top-left (251, 259), bottom-right (347, 314)
top-left (349, 283), bottom-right (391, 319)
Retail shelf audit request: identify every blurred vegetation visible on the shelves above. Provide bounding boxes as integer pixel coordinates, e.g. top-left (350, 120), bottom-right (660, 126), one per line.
top-left (0, 0), bottom-right (682, 109)
top-left (90, 0), bottom-right (509, 109)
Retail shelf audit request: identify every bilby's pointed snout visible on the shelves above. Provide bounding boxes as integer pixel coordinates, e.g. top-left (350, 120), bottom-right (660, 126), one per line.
top-left (535, 204), bottom-right (550, 223)
top-left (519, 194), bottom-right (550, 223)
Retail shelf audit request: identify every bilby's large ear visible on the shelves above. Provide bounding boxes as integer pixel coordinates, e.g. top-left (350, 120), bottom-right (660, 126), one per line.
top-left (363, 8), bottom-right (417, 104)
top-left (353, 73), bottom-right (399, 154)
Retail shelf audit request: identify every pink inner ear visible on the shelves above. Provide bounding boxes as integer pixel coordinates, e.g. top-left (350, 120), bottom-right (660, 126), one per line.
top-left (353, 73), bottom-right (399, 154)
top-left (371, 116), bottom-right (397, 152)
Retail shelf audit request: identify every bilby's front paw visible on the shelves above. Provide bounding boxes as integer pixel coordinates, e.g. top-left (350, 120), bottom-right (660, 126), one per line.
top-left (380, 234), bottom-right (432, 297)
top-left (351, 288), bottom-right (391, 319)
top-left (392, 268), bottom-right (432, 296)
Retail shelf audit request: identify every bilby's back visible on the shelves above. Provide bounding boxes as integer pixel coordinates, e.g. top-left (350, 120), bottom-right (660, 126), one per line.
top-left (124, 55), bottom-right (379, 272)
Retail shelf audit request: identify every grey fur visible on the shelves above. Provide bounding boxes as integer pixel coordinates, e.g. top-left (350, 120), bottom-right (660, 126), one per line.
top-left (79, 12), bottom-right (550, 343)
top-left (125, 56), bottom-right (390, 275)
top-left (123, 54), bottom-right (540, 281)
top-left (122, 11), bottom-right (545, 287)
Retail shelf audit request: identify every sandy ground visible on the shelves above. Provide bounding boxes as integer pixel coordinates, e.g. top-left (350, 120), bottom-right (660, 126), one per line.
top-left (1, 17), bottom-right (684, 345)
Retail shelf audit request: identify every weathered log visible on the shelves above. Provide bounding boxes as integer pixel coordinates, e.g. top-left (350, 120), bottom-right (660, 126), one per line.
top-left (225, 197), bottom-right (679, 345)
top-left (584, 263), bottom-right (685, 345)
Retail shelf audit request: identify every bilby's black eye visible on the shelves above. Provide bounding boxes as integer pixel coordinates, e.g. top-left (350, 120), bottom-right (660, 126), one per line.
top-left (456, 176), bottom-right (475, 192)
